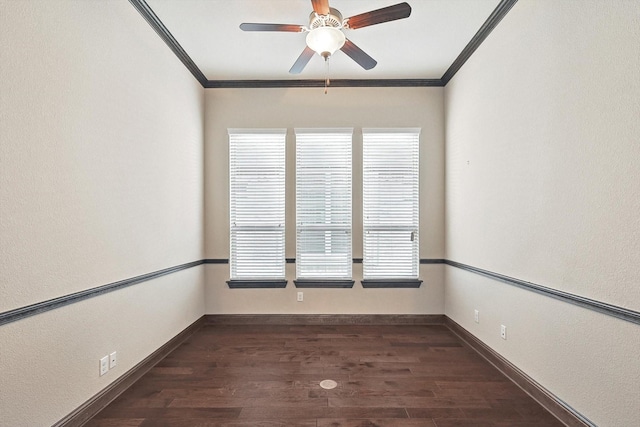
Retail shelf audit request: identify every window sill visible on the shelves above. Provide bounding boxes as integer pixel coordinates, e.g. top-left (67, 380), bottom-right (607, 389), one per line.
top-left (294, 279), bottom-right (355, 288)
top-left (227, 280), bottom-right (287, 289)
top-left (361, 279), bottom-right (423, 288)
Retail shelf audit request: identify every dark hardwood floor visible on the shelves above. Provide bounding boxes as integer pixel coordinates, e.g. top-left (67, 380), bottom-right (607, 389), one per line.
top-left (86, 324), bottom-right (564, 427)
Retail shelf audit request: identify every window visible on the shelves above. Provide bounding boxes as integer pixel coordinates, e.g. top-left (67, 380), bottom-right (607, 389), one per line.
top-left (295, 129), bottom-right (353, 285)
top-left (229, 129), bottom-right (286, 285)
top-left (363, 129), bottom-right (420, 283)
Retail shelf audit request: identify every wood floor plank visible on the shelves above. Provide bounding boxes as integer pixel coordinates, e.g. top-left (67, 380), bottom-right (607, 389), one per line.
top-left (328, 396), bottom-right (492, 408)
top-left (93, 408), bottom-right (242, 420)
top-left (238, 406), bottom-right (409, 419)
top-left (168, 396), bottom-right (327, 408)
top-left (86, 324), bottom-right (564, 426)
top-left (317, 419), bottom-right (437, 427)
top-left (83, 420), bottom-right (144, 427)
top-left (139, 420), bottom-right (317, 427)
top-left (404, 407), bottom-right (465, 418)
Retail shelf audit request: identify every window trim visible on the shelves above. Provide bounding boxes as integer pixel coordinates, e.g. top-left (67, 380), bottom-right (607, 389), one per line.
top-left (227, 279), bottom-right (288, 289)
top-left (293, 279), bottom-right (355, 288)
top-left (361, 279), bottom-right (423, 288)
top-left (295, 128), bottom-right (354, 282)
top-left (228, 128), bottom-right (287, 281)
top-left (362, 128), bottom-right (421, 283)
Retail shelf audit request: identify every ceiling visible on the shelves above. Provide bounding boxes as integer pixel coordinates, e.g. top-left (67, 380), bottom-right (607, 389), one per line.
top-left (140, 0), bottom-right (509, 85)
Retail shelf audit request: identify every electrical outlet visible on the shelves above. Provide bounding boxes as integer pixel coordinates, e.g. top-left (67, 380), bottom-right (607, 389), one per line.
top-left (100, 356), bottom-right (109, 376)
top-left (501, 325), bottom-right (507, 340)
top-left (297, 291), bottom-right (303, 302)
top-left (109, 351), bottom-right (117, 369)
top-left (474, 310), bottom-right (479, 323)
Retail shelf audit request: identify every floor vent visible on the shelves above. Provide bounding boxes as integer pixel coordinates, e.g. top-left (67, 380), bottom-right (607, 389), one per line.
top-left (319, 379), bottom-right (338, 390)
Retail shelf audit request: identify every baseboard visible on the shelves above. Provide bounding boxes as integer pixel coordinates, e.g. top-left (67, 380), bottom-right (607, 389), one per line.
top-left (53, 316), bottom-right (206, 427)
top-left (55, 314), bottom-right (592, 427)
top-left (444, 317), bottom-right (595, 427)
top-left (205, 314), bottom-right (446, 325)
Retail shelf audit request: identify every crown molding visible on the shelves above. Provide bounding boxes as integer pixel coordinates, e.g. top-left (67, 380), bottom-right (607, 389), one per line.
top-left (128, 0), bottom-right (207, 86)
top-left (205, 79), bottom-right (443, 88)
top-left (129, 0), bottom-right (519, 89)
top-left (441, 0), bottom-right (518, 85)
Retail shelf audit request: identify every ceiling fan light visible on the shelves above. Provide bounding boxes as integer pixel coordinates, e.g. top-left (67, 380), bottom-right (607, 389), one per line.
top-left (306, 27), bottom-right (346, 57)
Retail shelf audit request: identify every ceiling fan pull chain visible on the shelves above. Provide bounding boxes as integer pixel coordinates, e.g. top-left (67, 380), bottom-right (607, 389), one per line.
top-left (324, 55), bottom-right (330, 94)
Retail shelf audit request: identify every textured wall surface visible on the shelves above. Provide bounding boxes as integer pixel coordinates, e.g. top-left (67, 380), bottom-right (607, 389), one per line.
top-left (0, 1), bottom-right (205, 425)
top-left (3, 0), bottom-right (639, 425)
top-left (444, 0), bottom-right (640, 425)
top-left (204, 87), bottom-right (445, 314)
top-left (0, 0), bottom-right (205, 312)
top-left (0, 268), bottom-right (204, 427)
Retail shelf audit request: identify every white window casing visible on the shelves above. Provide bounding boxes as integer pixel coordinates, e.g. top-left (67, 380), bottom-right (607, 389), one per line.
top-left (363, 128), bottom-right (420, 279)
top-left (229, 129), bottom-right (286, 280)
top-left (295, 129), bottom-right (353, 279)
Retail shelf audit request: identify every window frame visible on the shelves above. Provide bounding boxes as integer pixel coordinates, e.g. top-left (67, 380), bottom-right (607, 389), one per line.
top-left (361, 128), bottom-right (422, 288)
top-left (294, 128), bottom-right (354, 288)
top-left (227, 129), bottom-right (287, 288)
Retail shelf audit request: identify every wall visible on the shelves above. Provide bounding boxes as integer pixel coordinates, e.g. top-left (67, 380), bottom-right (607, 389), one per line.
top-left (444, 1), bottom-right (640, 426)
top-left (204, 87), bottom-right (445, 314)
top-left (0, 1), bottom-right (205, 426)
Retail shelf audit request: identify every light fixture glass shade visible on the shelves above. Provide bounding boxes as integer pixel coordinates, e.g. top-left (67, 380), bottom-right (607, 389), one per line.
top-left (306, 27), bottom-right (346, 57)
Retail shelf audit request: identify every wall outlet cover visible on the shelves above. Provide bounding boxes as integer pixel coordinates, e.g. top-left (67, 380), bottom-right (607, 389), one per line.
top-left (100, 356), bottom-right (109, 376)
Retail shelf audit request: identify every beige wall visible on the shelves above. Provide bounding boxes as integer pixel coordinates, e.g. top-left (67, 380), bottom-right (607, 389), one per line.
top-left (444, 1), bottom-right (640, 425)
top-left (3, 0), bottom-right (638, 426)
top-left (204, 87), bottom-right (445, 314)
top-left (0, 1), bottom-right (205, 425)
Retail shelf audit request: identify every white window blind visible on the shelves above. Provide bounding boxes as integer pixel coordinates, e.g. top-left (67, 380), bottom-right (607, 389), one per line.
top-left (296, 129), bottom-right (353, 279)
top-left (229, 129), bottom-right (286, 279)
top-left (363, 129), bottom-right (420, 278)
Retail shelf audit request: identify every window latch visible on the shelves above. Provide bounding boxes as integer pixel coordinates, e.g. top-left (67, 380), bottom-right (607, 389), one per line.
top-left (410, 231), bottom-right (415, 242)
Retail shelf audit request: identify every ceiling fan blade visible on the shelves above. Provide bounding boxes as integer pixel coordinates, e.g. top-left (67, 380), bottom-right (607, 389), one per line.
top-left (340, 39), bottom-right (377, 70)
top-left (311, 0), bottom-right (330, 15)
top-left (289, 46), bottom-right (316, 74)
top-left (240, 23), bottom-right (304, 32)
top-left (345, 2), bottom-right (412, 29)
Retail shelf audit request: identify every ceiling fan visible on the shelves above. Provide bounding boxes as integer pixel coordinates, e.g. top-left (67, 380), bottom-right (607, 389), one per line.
top-left (239, 0), bottom-right (412, 74)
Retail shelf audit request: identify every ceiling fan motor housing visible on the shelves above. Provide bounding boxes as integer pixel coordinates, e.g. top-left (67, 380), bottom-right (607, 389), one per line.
top-left (309, 7), bottom-right (344, 29)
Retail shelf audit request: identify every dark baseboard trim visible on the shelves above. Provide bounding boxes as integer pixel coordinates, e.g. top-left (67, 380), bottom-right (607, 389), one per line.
top-left (226, 279), bottom-right (287, 289)
top-left (294, 279), bottom-right (355, 288)
top-left (53, 316), bottom-right (205, 427)
top-left (444, 260), bottom-right (640, 325)
top-left (444, 317), bottom-right (595, 427)
top-left (53, 314), bottom-right (590, 426)
top-left (205, 314), bottom-right (445, 325)
top-left (0, 260), bottom-right (204, 327)
top-left (361, 279), bottom-right (423, 288)
top-left (441, 0), bottom-right (519, 85)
